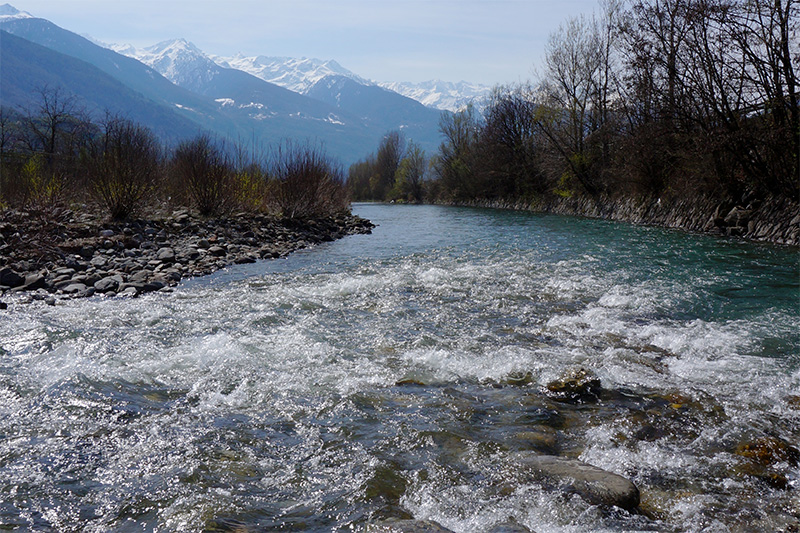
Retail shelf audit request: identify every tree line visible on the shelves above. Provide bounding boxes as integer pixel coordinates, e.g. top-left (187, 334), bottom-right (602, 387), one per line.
top-left (350, 0), bottom-right (798, 205)
top-left (0, 87), bottom-right (349, 220)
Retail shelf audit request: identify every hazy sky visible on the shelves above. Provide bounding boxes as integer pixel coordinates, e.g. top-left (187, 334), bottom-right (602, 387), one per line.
top-left (12, 0), bottom-right (600, 86)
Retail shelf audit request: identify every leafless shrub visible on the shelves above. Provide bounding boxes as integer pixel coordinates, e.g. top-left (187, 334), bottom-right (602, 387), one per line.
top-left (171, 134), bottom-right (235, 217)
top-left (270, 141), bottom-right (348, 218)
top-left (86, 116), bottom-right (161, 219)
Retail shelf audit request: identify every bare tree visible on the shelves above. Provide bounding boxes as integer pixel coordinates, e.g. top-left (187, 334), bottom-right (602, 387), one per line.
top-left (536, 13), bottom-right (612, 194)
top-left (435, 104), bottom-right (480, 200)
top-left (172, 134), bottom-right (235, 217)
top-left (87, 116), bottom-right (162, 219)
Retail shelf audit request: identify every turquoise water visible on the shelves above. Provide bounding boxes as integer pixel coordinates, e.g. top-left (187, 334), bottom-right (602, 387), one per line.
top-left (1, 204), bottom-right (798, 531)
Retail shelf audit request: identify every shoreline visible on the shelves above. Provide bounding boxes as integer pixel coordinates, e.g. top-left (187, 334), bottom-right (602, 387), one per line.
top-left (438, 193), bottom-right (800, 247)
top-left (0, 208), bottom-right (374, 308)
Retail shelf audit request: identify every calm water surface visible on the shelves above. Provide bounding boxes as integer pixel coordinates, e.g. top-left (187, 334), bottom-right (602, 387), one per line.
top-left (1, 204), bottom-right (798, 532)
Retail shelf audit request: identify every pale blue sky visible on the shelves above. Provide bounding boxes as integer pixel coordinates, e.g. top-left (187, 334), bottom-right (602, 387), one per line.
top-left (13, 0), bottom-right (600, 86)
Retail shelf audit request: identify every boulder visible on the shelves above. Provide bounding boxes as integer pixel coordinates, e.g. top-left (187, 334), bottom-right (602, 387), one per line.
top-left (512, 453), bottom-right (640, 510)
top-left (94, 275), bottom-right (123, 294)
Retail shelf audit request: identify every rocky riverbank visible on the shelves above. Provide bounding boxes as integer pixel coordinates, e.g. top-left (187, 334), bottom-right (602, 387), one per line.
top-left (0, 208), bottom-right (374, 307)
top-left (447, 193), bottom-right (800, 246)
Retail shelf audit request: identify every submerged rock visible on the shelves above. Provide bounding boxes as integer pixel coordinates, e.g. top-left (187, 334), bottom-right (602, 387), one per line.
top-left (365, 519), bottom-right (455, 532)
top-left (735, 436), bottom-right (800, 467)
top-left (502, 371), bottom-right (534, 387)
top-left (512, 452), bottom-right (640, 511)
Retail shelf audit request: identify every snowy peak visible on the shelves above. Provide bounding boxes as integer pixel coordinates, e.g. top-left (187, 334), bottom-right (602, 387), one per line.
top-left (0, 3), bottom-right (33, 21)
top-left (378, 80), bottom-right (492, 112)
top-left (111, 38), bottom-right (219, 87)
top-left (145, 38), bottom-right (203, 57)
top-left (210, 54), bottom-right (371, 94)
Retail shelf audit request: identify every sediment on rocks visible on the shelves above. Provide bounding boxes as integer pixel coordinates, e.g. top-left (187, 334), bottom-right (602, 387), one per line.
top-left (0, 208), bottom-right (374, 305)
top-left (444, 193), bottom-right (799, 246)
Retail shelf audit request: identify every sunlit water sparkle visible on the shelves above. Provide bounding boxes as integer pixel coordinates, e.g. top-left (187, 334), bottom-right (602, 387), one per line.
top-left (1, 204), bottom-right (798, 532)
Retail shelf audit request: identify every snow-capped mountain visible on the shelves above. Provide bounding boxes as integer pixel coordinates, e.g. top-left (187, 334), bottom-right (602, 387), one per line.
top-left (214, 55), bottom-right (491, 112)
top-left (0, 3), bottom-right (32, 20)
top-left (211, 54), bottom-right (371, 94)
top-left (378, 80), bottom-right (492, 112)
top-left (105, 36), bottom-right (487, 112)
top-left (111, 38), bottom-right (220, 89)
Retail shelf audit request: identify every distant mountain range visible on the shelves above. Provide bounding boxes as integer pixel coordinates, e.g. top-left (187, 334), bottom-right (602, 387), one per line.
top-left (118, 43), bottom-right (492, 113)
top-left (0, 3), bottom-right (491, 163)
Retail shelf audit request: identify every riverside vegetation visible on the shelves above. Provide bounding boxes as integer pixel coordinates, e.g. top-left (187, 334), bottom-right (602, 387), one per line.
top-left (0, 105), bottom-right (372, 306)
top-left (346, 0), bottom-right (798, 245)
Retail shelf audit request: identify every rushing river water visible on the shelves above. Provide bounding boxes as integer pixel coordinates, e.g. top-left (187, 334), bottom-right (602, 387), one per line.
top-left (1, 204), bottom-right (798, 532)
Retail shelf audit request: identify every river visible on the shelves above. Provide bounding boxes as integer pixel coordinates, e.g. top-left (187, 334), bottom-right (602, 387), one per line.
top-left (1, 204), bottom-right (798, 532)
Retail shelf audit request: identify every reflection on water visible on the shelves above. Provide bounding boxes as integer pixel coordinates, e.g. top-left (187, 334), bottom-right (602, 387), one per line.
top-left (1, 204), bottom-right (798, 532)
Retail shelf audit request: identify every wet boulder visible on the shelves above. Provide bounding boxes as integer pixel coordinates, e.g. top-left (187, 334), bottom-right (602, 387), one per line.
top-left (512, 453), bottom-right (640, 511)
top-left (545, 368), bottom-right (601, 402)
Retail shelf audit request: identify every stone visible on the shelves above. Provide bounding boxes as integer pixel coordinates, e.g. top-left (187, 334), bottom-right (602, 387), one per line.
top-left (512, 429), bottom-right (559, 454)
top-left (0, 301), bottom-right (7, 310)
top-left (99, 229), bottom-right (115, 237)
top-left (143, 280), bottom-right (166, 292)
top-left (735, 437), bottom-right (799, 467)
top-left (118, 286), bottom-right (138, 297)
top-left (16, 273), bottom-right (46, 291)
top-left (512, 453), bottom-right (640, 510)
top-left (234, 254), bottom-right (257, 264)
top-left (208, 245), bottom-right (227, 257)
top-left (502, 371), bottom-right (534, 386)
top-left (366, 519), bottom-right (455, 532)
top-left (545, 368), bottom-right (601, 402)
top-left (156, 247), bottom-right (176, 262)
top-left (61, 283), bottom-right (88, 295)
top-left (118, 282), bottom-right (144, 294)
top-left (94, 275), bottom-right (123, 294)
top-left (129, 270), bottom-right (151, 283)
top-left (0, 268), bottom-right (24, 288)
